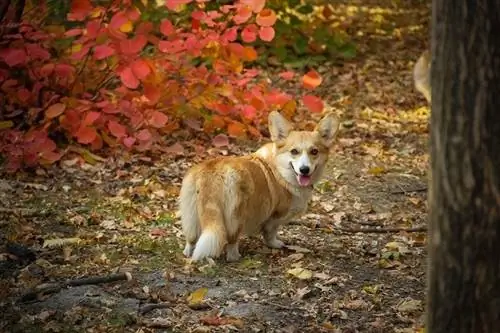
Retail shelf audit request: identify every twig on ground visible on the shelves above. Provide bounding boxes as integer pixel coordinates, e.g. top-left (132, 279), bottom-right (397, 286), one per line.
top-left (339, 226), bottom-right (427, 233)
top-left (139, 303), bottom-right (172, 315)
top-left (19, 272), bottom-right (133, 303)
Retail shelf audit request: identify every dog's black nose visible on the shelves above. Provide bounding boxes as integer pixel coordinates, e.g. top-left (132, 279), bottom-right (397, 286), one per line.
top-left (299, 166), bottom-right (310, 175)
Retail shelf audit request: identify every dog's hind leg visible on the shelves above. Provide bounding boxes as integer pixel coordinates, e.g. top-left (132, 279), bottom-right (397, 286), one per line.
top-left (179, 173), bottom-right (199, 257)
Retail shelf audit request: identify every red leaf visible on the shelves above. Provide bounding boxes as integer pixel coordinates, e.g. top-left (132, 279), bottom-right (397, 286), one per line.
top-left (17, 88), bottom-right (31, 103)
top-left (76, 126), bottom-right (97, 144)
top-left (110, 11), bottom-right (128, 30)
top-left (65, 28), bottom-right (83, 37)
top-left (241, 105), bottom-right (257, 119)
top-left (86, 20), bottom-right (100, 38)
top-left (39, 150), bottom-right (62, 164)
top-left (45, 103), bottom-right (66, 119)
top-left (302, 70), bottom-right (322, 89)
top-left (120, 35), bottom-right (147, 55)
top-left (136, 129), bottom-right (152, 141)
top-left (160, 19), bottom-right (175, 36)
top-left (40, 63), bottom-right (55, 76)
top-left (119, 67), bottom-right (140, 89)
top-left (108, 120), bottom-right (127, 138)
top-left (164, 142), bottom-right (184, 155)
top-left (302, 95), bottom-right (324, 113)
top-left (258, 26), bottom-right (275, 42)
top-left (123, 136), bottom-right (136, 148)
top-left (93, 44), bottom-right (115, 60)
top-left (158, 40), bottom-right (185, 54)
top-left (130, 59), bottom-right (151, 80)
top-left (83, 111), bottom-right (100, 126)
top-left (1, 48), bottom-right (27, 67)
top-left (69, 0), bottom-right (93, 21)
top-left (25, 43), bottom-right (50, 60)
top-left (55, 64), bottom-right (75, 78)
top-left (212, 134), bottom-right (229, 147)
top-left (148, 111), bottom-right (168, 128)
top-left (256, 9), bottom-right (277, 27)
top-left (233, 6), bottom-right (252, 24)
top-left (221, 27), bottom-right (238, 43)
top-left (279, 71), bottom-right (295, 80)
top-left (241, 24), bottom-right (257, 43)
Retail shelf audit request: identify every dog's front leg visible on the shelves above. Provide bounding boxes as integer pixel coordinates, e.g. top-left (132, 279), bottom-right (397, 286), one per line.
top-left (262, 220), bottom-right (285, 249)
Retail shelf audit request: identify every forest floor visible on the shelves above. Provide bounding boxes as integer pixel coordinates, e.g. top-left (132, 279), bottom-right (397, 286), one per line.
top-left (0, 1), bottom-right (431, 332)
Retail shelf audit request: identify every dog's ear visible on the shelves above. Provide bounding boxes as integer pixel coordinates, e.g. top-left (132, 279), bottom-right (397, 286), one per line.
top-left (268, 111), bottom-right (293, 142)
top-left (315, 112), bottom-right (339, 147)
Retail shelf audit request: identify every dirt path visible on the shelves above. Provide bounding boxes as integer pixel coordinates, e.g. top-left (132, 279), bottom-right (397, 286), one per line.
top-left (1, 1), bottom-right (430, 332)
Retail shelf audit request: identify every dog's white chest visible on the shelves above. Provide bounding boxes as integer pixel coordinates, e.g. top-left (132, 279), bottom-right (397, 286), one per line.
top-left (285, 190), bottom-right (312, 220)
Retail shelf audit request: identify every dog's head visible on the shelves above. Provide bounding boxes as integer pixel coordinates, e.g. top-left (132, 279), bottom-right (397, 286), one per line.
top-left (264, 111), bottom-right (339, 188)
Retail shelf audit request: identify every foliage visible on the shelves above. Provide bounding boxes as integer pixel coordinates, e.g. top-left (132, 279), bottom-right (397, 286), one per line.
top-left (0, 0), bottom-right (326, 172)
top-left (259, 0), bottom-right (356, 68)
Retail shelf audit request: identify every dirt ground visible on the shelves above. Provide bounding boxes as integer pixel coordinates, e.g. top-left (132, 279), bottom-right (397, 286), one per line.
top-left (0, 1), bottom-right (431, 332)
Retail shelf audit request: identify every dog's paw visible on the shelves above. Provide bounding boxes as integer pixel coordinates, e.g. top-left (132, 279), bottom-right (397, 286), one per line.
top-left (266, 238), bottom-right (285, 249)
top-left (226, 244), bottom-right (241, 262)
top-left (183, 243), bottom-right (194, 257)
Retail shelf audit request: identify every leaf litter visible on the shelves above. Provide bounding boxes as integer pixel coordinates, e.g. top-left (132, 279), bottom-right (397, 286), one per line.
top-left (1, 0), bottom-right (430, 332)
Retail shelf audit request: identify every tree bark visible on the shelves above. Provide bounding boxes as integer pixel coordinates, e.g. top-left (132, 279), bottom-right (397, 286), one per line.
top-left (428, 0), bottom-right (500, 332)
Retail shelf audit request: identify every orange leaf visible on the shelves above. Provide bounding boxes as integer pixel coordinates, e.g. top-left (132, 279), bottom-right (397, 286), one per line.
top-left (45, 103), bottom-right (66, 119)
top-left (233, 6), bottom-right (252, 24)
top-left (241, 0), bottom-right (265, 13)
top-left (256, 9), bottom-right (277, 27)
top-left (76, 126), bottom-right (97, 144)
top-left (242, 46), bottom-right (257, 61)
top-left (258, 26), bottom-right (275, 42)
top-left (108, 120), bottom-right (127, 138)
top-left (302, 70), bottom-right (322, 89)
top-left (302, 95), bottom-right (324, 113)
top-left (109, 11), bottom-right (128, 31)
top-left (144, 83), bottom-right (161, 104)
top-left (148, 111), bottom-right (168, 128)
top-left (227, 122), bottom-right (246, 137)
top-left (241, 105), bottom-right (257, 119)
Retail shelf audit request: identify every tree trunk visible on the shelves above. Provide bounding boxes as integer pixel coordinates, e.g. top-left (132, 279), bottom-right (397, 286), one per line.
top-left (428, 0), bottom-right (500, 332)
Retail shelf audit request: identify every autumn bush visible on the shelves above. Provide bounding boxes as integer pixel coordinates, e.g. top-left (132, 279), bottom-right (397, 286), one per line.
top-left (0, 0), bottom-right (325, 172)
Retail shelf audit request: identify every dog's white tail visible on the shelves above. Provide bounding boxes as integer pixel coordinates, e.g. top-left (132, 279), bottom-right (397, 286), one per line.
top-left (191, 224), bottom-right (226, 261)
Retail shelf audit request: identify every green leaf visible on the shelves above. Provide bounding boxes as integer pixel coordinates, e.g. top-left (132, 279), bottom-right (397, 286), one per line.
top-left (297, 4), bottom-right (314, 14)
top-left (292, 35), bottom-right (309, 55)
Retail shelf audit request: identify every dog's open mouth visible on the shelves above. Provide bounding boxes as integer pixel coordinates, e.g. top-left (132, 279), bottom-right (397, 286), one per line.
top-left (290, 163), bottom-right (312, 187)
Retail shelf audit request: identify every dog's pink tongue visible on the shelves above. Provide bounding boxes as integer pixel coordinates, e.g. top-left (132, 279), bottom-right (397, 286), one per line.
top-left (298, 175), bottom-right (312, 186)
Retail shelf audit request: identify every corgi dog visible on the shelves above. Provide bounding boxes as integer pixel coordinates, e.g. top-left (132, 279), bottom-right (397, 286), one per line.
top-left (179, 111), bottom-right (340, 262)
top-left (414, 50), bottom-right (431, 103)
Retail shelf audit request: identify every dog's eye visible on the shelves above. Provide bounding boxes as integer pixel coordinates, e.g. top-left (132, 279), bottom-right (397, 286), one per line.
top-left (290, 149), bottom-right (299, 155)
top-left (310, 148), bottom-right (319, 155)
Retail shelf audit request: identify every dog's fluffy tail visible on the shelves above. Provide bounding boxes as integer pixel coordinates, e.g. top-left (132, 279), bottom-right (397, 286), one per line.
top-left (191, 222), bottom-right (226, 262)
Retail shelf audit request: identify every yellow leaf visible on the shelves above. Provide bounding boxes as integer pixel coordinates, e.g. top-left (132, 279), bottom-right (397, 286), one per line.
top-left (368, 166), bottom-right (385, 175)
top-left (287, 267), bottom-right (313, 280)
top-left (0, 120), bottom-right (14, 129)
top-left (71, 44), bottom-right (82, 54)
top-left (43, 237), bottom-right (82, 248)
top-left (187, 287), bottom-right (208, 308)
top-left (120, 21), bottom-right (134, 33)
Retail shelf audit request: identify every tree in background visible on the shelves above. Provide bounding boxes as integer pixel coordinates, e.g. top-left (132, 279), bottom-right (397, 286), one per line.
top-left (428, 0), bottom-right (500, 331)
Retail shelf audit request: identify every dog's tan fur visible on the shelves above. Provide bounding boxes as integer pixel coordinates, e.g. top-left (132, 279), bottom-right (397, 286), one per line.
top-left (179, 111), bottom-right (340, 262)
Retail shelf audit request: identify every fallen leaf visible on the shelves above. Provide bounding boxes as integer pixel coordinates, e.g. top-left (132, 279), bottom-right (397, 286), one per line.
top-left (287, 267), bottom-right (313, 280)
top-left (187, 287), bottom-right (209, 310)
top-left (286, 245), bottom-right (312, 253)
